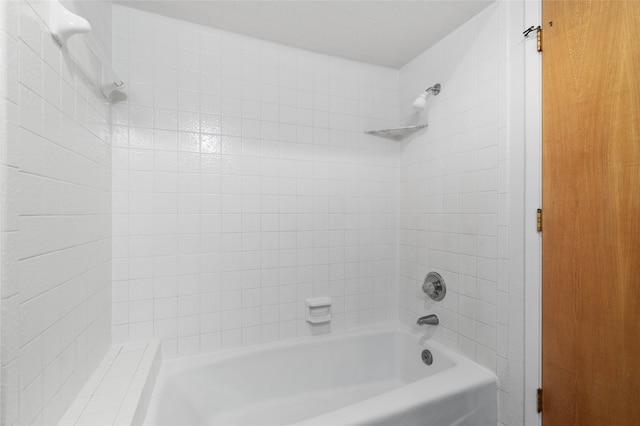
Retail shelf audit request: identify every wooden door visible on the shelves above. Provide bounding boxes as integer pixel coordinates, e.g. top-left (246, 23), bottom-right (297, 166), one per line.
top-left (542, 1), bottom-right (640, 424)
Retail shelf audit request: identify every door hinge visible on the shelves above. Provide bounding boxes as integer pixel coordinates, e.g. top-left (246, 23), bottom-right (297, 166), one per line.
top-left (537, 388), bottom-right (543, 413)
top-left (536, 209), bottom-right (543, 232)
top-left (523, 25), bottom-right (542, 52)
top-left (536, 27), bottom-right (542, 52)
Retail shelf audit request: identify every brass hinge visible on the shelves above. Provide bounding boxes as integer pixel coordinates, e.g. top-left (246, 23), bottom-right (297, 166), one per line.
top-left (523, 25), bottom-right (542, 52)
top-left (536, 209), bottom-right (543, 232)
top-left (536, 27), bottom-right (542, 52)
top-left (537, 388), bottom-right (543, 413)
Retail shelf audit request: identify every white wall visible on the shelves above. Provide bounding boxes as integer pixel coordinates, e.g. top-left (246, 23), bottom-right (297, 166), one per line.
top-left (111, 5), bottom-right (400, 358)
top-left (0, 0), bottom-right (112, 424)
top-left (397, 2), bottom-right (526, 424)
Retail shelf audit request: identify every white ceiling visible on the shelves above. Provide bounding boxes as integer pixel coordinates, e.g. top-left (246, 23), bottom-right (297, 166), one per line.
top-left (115, 1), bottom-right (494, 68)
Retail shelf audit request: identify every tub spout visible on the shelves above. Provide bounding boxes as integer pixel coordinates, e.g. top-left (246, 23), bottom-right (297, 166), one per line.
top-left (417, 314), bottom-right (439, 326)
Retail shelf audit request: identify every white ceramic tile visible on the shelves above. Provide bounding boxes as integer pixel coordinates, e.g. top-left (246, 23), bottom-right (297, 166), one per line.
top-left (397, 3), bottom-right (513, 422)
top-left (114, 6), bottom-right (399, 353)
top-left (2, 0), bottom-right (113, 423)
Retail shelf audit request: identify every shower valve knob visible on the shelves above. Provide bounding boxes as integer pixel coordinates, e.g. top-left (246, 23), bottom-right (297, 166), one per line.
top-left (422, 272), bottom-right (446, 301)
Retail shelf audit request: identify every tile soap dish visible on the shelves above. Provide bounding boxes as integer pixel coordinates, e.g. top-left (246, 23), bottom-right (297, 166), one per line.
top-left (305, 297), bottom-right (332, 324)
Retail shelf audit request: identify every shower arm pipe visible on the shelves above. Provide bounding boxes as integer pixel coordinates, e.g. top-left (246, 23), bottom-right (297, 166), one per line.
top-left (424, 83), bottom-right (441, 95)
top-left (82, 31), bottom-right (126, 91)
top-left (83, 30), bottom-right (124, 87)
top-left (63, 32), bottom-right (126, 98)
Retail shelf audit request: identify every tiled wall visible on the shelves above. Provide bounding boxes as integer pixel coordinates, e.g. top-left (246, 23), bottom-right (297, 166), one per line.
top-left (0, 0), bottom-right (528, 424)
top-left (111, 5), bottom-right (400, 358)
top-left (0, 0), bottom-right (112, 424)
top-left (397, 3), bottom-right (514, 423)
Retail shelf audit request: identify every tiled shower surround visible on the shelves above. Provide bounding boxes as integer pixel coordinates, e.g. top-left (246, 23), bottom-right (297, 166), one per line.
top-left (0, 0), bottom-right (529, 424)
top-left (111, 3), bottom-right (521, 424)
top-left (110, 6), bottom-right (401, 357)
top-left (398, 4), bottom-right (515, 422)
top-left (1, 0), bottom-right (113, 424)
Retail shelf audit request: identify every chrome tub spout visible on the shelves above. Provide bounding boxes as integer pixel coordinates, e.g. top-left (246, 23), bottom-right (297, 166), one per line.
top-left (417, 314), bottom-right (439, 326)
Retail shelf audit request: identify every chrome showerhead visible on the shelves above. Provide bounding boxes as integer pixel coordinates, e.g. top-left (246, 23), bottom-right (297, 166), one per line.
top-left (412, 83), bottom-right (441, 111)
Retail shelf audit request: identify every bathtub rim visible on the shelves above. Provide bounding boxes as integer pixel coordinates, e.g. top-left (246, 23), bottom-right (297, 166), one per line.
top-left (145, 320), bottom-right (498, 426)
top-left (154, 321), bottom-right (490, 377)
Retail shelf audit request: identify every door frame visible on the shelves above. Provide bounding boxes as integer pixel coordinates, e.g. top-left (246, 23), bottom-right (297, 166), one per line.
top-left (503, 0), bottom-right (542, 424)
top-left (523, 0), bottom-right (543, 425)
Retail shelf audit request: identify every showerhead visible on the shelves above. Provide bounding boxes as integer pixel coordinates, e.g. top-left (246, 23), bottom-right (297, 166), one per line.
top-left (412, 83), bottom-right (441, 111)
top-left (412, 93), bottom-right (428, 111)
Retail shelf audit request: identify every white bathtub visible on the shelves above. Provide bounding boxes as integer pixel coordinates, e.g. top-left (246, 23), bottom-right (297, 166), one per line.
top-left (143, 323), bottom-right (497, 426)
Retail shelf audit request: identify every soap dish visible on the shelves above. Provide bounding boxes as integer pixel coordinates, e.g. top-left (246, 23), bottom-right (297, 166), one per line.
top-left (305, 297), bottom-right (332, 324)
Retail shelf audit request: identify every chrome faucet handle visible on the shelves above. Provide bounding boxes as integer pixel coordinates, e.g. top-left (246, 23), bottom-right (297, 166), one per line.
top-left (422, 272), bottom-right (446, 301)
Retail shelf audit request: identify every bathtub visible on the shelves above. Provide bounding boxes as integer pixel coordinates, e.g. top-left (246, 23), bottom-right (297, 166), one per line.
top-left (143, 323), bottom-right (497, 426)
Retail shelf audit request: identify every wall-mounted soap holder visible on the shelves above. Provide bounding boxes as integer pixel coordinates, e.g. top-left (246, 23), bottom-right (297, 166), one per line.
top-left (305, 297), bottom-right (332, 324)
